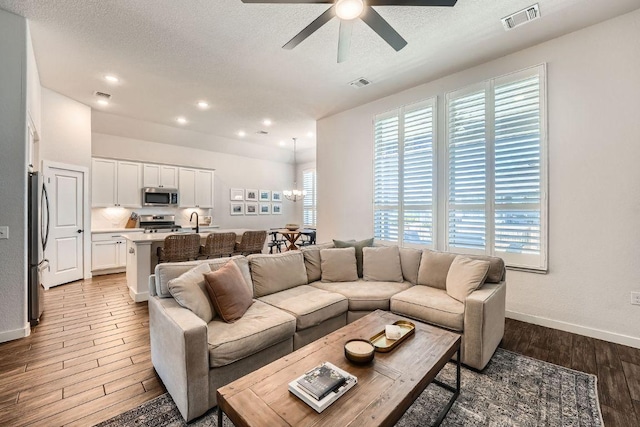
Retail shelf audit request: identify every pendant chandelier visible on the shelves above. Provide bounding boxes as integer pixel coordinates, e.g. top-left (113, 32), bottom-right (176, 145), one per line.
top-left (283, 137), bottom-right (306, 202)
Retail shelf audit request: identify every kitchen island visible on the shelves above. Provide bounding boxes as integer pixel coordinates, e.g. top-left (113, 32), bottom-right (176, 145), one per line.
top-left (123, 228), bottom-right (255, 302)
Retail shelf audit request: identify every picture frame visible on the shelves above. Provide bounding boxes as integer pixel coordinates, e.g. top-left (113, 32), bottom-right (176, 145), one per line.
top-left (245, 189), bottom-right (258, 201)
top-left (259, 190), bottom-right (271, 202)
top-left (272, 191), bottom-right (282, 202)
top-left (230, 188), bottom-right (244, 201)
top-left (272, 203), bottom-right (282, 214)
top-left (245, 202), bottom-right (258, 215)
top-left (230, 203), bottom-right (244, 215)
top-left (259, 203), bottom-right (271, 215)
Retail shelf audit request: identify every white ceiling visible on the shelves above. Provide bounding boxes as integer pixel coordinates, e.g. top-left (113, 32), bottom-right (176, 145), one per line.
top-left (1, 0), bottom-right (638, 154)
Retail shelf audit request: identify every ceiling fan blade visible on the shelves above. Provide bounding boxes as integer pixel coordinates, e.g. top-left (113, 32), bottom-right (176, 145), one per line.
top-left (283, 6), bottom-right (336, 50)
top-left (361, 7), bottom-right (408, 52)
top-left (337, 20), bottom-right (354, 63)
top-left (241, 1), bottom-right (331, 3)
top-left (366, 0), bottom-right (457, 6)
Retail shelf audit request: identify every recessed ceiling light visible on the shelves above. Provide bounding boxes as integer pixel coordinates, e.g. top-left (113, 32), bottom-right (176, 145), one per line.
top-left (197, 101), bottom-right (210, 109)
top-left (307, 132), bottom-right (314, 137)
top-left (262, 119), bottom-right (272, 126)
top-left (238, 131), bottom-right (246, 137)
top-left (97, 99), bottom-right (109, 106)
top-left (279, 141), bottom-right (286, 147)
top-left (94, 91), bottom-right (111, 106)
top-left (104, 75), bottom-right (119, 83)
top-left (176, 117), bottom-right (188, 125)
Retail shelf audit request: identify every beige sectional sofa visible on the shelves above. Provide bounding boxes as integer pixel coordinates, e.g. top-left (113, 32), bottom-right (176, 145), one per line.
top-left (148, 244), bottom-right (506, 421)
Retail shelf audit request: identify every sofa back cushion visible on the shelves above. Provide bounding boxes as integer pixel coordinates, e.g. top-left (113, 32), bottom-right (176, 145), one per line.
top-left (300, 242), bottom-right (335, 283)
top-left (399, 247), bottom-right (421, 285)
top-left (320, 247), bottom-right (358, 282)
top-left (154, 256), bottom-right (252, 298)
top-left (363, 246), bottom-right (403, 283)
top-left (248, 251), bottom-right (308, 297)
top-left (167, 263), bottom-right (215, 322)
top-left (333, 238), bottom-right (374, 278)
top-left (203, 260), bottom-right (254, 323)
top-left (417, 250), bottom-right (457, 290)
top-left (463, 254), bottom-right (505, 283)
top-left (446, 256), bottom-right (490, 302)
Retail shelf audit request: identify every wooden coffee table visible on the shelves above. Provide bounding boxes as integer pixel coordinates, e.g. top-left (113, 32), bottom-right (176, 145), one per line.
top-left (217, 310), bottom-right (461, 427)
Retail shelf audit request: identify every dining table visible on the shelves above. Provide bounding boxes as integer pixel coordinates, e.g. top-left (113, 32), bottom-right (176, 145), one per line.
top-left (276, 228), bottom-right (314, 251)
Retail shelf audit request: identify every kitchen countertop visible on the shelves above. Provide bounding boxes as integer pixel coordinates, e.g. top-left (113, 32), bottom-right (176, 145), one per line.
top-left (92, 228), bottom-right (144, 233)
top-left (122, 228), bottom-right (251, 243)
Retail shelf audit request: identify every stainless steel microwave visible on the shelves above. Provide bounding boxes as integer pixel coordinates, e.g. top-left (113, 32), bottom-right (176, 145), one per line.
top-left (142, 187), bottom-right (179, 206)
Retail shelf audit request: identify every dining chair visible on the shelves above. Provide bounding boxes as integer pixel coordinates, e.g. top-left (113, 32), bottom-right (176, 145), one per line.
top-left (267, 229), bottom-right (286, 254)
top-left (234, 230), bottom-right (267, 256)
top-left (157, 233), bottom-right (201, 263)
top-left (201, 232), bottom-right (237, 259)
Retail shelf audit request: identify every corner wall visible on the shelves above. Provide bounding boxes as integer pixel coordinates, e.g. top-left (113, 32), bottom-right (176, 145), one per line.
top-left (317, 9), bottom-right (640, 346)
top-left (0, 9), bottom-right (28, 342)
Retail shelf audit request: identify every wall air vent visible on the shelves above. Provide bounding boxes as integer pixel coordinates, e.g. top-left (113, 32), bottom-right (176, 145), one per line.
top-left (256, 130), bottom-right (269, 135)
top-left (349, 77), bottom-right (372, 89)
top-left (94, 91), bottom-right (111, 100)
top-left (502, 4), bottom-right (540, 31)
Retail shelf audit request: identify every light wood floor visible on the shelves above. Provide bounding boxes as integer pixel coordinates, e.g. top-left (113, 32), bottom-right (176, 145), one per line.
top-left (0, 273), bottom-right (638, 426)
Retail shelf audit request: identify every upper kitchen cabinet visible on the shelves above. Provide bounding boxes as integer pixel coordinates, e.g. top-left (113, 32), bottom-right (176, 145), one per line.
top-left (92, 158), bottom-right (142, 208)
top-left (179, 168), bottom-right (214, 208)
top-left (143, 164), bottom-right (178, 189)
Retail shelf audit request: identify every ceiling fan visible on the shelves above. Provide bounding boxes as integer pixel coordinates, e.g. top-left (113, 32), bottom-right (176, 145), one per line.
top-left (241, 0), bottom-right (458, 63)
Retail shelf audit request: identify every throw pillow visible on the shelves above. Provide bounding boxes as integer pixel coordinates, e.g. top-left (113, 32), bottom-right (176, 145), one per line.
top-left (417, 250), bottom-right (457, 290)
top-left (333, 238), bottom-right (374, 278)
top-left (320, 247), bottom-right (358, 282)
top-left (446, 256), bottom-right (491, 303)
top-left (362, 246), bottom-right (403, 282)
top-left (203, 260), bottom-right (254, 323)
top-left (167, 263), bottom-right (215, 322)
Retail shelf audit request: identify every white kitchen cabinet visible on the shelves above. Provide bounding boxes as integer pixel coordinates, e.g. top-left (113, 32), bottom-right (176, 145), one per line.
top-left (92, 158), bottom-right (142, 208)
top-left (179, 168), bottom-right (214, 208)
top-left (143, 164), bottom-right (178, 189)
top-left (91, 232), bottom-right (129, 274)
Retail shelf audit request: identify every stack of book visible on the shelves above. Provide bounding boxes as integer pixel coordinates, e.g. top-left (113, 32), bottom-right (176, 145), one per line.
top-left (288, 362), bottom-right (357, 413)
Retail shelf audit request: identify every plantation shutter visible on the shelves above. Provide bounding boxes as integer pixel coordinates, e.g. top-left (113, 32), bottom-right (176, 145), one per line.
top-left (373, 112), bottom-right (400, 243)
top-left (494, 71), bottom-right (544, 268)
top-left (447, 88), bottom-right (487, 252)
top-left (403, 102), bottom-right (434, 246)
top-left (303, 169), bottom-right (316, 227)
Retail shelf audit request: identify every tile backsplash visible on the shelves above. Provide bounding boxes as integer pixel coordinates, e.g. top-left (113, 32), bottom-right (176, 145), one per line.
top-left (92, 207), bottom-right (213, 229)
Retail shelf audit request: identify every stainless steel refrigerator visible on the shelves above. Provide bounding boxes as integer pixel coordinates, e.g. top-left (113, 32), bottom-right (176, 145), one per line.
top-left (28, 171), bottom-right (49, 326)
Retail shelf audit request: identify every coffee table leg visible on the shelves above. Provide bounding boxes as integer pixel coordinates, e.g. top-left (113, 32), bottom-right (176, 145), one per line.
top-left (431, 349), bottom-right (461, 426)
top-left (218, 406), bottom-right (223, 426)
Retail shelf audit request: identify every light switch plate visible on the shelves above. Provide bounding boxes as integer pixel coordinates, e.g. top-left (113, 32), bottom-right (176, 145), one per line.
top-left (0, 226), bottom-right (8, 239)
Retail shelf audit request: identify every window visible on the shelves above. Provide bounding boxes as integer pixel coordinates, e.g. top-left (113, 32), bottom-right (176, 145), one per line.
top-left (446, 66), bottom-right (546, 270)
top-left (374, 99), bottom-right (435, 247)
top-left (303, 169), bottom-right (317, 227)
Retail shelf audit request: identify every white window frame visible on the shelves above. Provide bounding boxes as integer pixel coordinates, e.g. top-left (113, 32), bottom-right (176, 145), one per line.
top-left (445, 65), bottom-right (548, 271)
top-left (303, 168), bottom-right (317, 227)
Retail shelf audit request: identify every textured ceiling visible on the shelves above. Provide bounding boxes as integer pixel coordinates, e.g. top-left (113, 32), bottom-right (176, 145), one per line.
top-left (1, 0), bottom-right (638, 153)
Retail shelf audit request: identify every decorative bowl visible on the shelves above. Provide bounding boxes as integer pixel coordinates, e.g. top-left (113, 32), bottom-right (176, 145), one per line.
top-left (285, 223), bottom-right (299, 231)
top-left (344, 339), bottom-right (375, 364)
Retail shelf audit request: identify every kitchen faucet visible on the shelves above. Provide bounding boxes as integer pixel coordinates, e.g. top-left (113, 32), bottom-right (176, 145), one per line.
top-left (190, 211), bottom-right (199, 233)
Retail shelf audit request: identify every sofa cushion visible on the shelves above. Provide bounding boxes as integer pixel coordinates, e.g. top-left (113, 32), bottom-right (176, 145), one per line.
top-left (362, 246), bottom-right (403, 283)
top-left (154, 256), bottom-right (252, 298)
top-left (399, 247), bottom-right (422, 285)
top-left (333, 238), bottom-right (374, 278)
top-left (207, 300), bottom-right (296, 368)
top-left (248, 252), bottom-right (308, 298)
top-left (258, 285), bottom-right (348, 330)
top-left (417, 250), bottom-right (457, 290)
top-left (464, 254), bottom-right (505, 283)
top-left (300, 242), bottom-right (334, 283)
top-left (320, 248), bottom-right (358, 282)
top-left (390, 285), bottom-right (464, 332)
top-left (312, 279), bottom-right (412, 311)
top-left (446, 256), bottom-right (490, 303)
top-left (204, 261), bottom-right (254, 323)
top-left (167, 263), bottom-right (215, 322)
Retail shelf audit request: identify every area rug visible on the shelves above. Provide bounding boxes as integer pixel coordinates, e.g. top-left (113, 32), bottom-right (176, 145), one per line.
top-left (96, 349), bottom-right (603, 426)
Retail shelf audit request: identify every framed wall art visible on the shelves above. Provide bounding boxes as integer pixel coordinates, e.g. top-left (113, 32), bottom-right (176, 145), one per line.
top-left (245, 202), bottom-right (258, 215)
top-left (245, 189), bottom-right (258, 201)
top-left (230, 188), bottom-right (244, 201)
top-left (259, 190), bottom-right (271, 202)
top-left (230, 203), bottom-right (244, 215)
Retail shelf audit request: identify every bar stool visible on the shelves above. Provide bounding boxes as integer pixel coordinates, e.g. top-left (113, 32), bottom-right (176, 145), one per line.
top-left (157, 234), bottom-right (201, 263)
top-left (201, 232), bottom-right (237, 259)
top-left (234, 230), bottom-right (267, 256)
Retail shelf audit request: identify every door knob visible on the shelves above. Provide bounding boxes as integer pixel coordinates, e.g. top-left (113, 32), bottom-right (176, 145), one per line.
top-left (77, 229), bottom-right (84, 233)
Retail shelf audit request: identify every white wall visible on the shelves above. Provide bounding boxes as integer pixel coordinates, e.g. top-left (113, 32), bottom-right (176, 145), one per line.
top-left (0, 9), bottom-right (28, 342)
top-left (26, 23), bottom-right (41, 136)
top-left (92, 133), bottom-right (299, 230)
top-left (317, 9), bottom-right (640, 347)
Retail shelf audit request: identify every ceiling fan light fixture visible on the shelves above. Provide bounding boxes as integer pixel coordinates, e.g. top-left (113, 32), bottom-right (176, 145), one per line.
top-left (335, 0), bottom-right (365, 21)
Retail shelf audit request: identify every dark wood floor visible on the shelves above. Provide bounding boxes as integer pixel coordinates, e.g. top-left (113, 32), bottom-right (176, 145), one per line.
top-left (0, 273), bottom-right (638, 426)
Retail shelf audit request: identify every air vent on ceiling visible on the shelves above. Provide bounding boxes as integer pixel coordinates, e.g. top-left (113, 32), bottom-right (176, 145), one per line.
top-left (256, 130), bottom-right (269, 135)
top-left (94, 91), bottom-right (112, 100)
top-left (349, 77), bottom-right (372, 89)
top-left (502, 4), bottom-right (540, 31)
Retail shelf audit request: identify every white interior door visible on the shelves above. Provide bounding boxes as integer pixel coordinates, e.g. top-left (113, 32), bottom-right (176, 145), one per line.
top-left (44, 166), bottom-right (84, 288)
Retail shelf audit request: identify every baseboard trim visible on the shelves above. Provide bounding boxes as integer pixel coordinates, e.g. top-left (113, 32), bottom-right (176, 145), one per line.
top-left (0, 325), bottom-right (30, 344)
top-left (506, 310), bottom-right (640, 349)
top-left (128, 287), bottom-right (149, 303)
